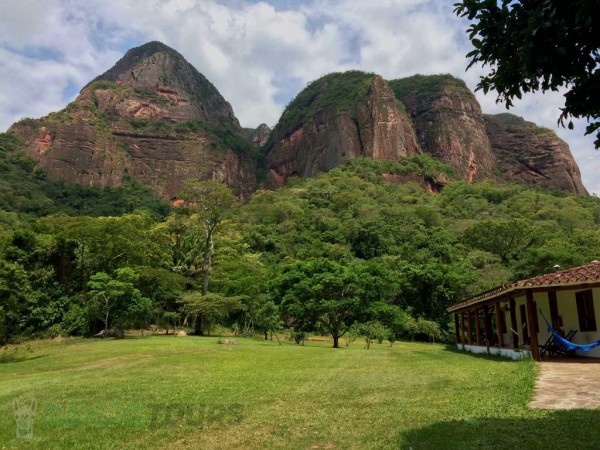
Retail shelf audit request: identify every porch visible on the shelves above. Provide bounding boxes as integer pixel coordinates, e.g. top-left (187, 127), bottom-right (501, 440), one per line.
top-left (447, 262), bottom-right (600, 361)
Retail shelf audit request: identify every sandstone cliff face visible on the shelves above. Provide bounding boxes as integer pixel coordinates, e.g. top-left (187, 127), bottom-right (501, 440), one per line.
top-left (388, 75), bottom-right (496, 182)
top-left (264, 72), bottom-right (420, 186)
top-left (8, 41), bottom-right (256, 199)
top-left (485, 113), bottom-right (588, 195)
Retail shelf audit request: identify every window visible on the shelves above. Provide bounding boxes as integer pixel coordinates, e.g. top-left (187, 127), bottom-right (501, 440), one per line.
top-left (575, 290), bottom-right (597, 332)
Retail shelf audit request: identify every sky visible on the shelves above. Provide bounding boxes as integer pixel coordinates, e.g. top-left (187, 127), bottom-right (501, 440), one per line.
top-left (0, 0), bottom-right (598, 194)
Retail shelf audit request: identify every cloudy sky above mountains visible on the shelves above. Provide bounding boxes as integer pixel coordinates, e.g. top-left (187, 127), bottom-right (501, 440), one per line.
top-left (1, 0), bottom-right (598, 193)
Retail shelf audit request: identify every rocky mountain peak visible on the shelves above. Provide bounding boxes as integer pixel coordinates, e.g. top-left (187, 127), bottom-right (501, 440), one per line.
top-left (251, 123), bottom-right (271, 148)
top-left (7, 41), bottom-right (256, 200)
top-left (388, 74), bottom-right (496, 182)
top-left (85, 41), bottom-right (179, 85)
top-left (4, 42), bottom-right (589, 200)
top-left (264, 71), bottom-right (420, 186)
top-left (85, 41), bottom-right (237, 125)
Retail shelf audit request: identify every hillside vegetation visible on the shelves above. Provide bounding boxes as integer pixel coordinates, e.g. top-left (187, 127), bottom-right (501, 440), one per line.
top-left (270, 71), bottom-right (375, 139)
top-left (388, 74), bottom-right (471, 106)
top-left (1, 142), bottom-right (599, 345)
top-left (0, 133), bottom-right (171, 217)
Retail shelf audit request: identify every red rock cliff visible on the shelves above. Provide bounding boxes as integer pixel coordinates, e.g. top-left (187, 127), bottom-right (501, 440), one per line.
top-left (8, 41), bottom-right (256, 200)
top-left (264, 72), bottom-right (420, 187)
top-left (485, 113), bottom-right (587, 195)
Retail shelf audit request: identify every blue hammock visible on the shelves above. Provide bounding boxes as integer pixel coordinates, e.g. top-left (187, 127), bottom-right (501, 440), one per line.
top-left (540, 312), bottom-right (600, 353)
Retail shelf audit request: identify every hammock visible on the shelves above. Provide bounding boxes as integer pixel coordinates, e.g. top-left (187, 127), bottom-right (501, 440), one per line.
top-left (540, 312), bottom-right (600, 353)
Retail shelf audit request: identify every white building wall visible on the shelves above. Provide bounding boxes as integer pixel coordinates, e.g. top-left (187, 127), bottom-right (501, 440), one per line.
top-left (458, 344), bottom-right (531, 360)
top-left (535, 288), bottom-right (600, 358)
top-left (559, 287), bottom-right (600, 358)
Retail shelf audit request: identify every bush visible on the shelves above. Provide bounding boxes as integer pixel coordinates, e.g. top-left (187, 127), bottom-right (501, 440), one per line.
top-left (349, 321), bottom-right (391, 349)
top-left (59, 303), bottom-right (92, 336)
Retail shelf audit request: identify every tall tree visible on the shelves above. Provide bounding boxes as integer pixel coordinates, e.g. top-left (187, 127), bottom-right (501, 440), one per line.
top-left (179, 180), bottom-right (238, 334)
top-left (271, 258), bottom-right (390, 348)
top-left (0, 261), bottom-right (33, 344)
top-left (455, 0), bottom-right (600, 146)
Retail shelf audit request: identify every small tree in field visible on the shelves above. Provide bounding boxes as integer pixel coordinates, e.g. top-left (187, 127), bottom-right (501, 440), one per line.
top-left (350, 321), bottom-right (391, 350)
top-left (180, 292), bottom-right (244, 336)
top-left (417, 318), bottom-right (443, 343)
top-left (255, 300), bottom-right (282, 342)
top-left (87, 267), bottom-right (145, 331)
top-left (272, 258), bottom-right (360, 348)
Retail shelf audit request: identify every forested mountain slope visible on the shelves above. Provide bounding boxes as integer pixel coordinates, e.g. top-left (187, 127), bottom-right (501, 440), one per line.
top-left (0, 42), bottom-right (595, 346)
top-left (1, 156), bottom-right (598, 345)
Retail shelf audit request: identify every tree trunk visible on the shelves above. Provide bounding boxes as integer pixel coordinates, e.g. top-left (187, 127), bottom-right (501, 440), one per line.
top-left (264, 330), bottom-right (268, 341)
top-left (333, 333), bottom-right (340, 348)
top-left (104, 298), bottom-right (110, 331)
top-left (202, 229), bottom-right (214, 296)
top-left (195, 227), bottom-right (214, 337)
top-left (194, 313), bottom-right (203, 335)
top-left (329, 317), bottom-right (342, 348)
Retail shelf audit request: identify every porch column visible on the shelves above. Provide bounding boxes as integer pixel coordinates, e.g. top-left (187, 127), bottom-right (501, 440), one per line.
top-left (474, 309), bottom-right (482, 345)
top-left (454, 314), bottom-right (460, 343)
top-left (526, 291), bottom-right (541, 361)
top-left (509, 298), bottom-right (519, 349)
top-left (495, 301), bottom-right (505, 348)
top-left (467, 310), bottom-right (473, 345)
top-left (461, 312), bottom-right (466, 344)
top-left (483, 306), bottom-right (493, 350)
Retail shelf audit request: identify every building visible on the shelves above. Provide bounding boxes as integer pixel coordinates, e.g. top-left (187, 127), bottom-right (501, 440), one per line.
top-left (447, 261), bottom-right (600, 360)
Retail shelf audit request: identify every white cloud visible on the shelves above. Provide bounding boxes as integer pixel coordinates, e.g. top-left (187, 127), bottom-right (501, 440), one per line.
top-left (0, 0), bottom-right (597, 193)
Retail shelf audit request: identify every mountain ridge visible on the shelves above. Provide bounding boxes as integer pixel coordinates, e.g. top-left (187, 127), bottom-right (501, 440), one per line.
top-left (4, 41), bottom-right (588, 198)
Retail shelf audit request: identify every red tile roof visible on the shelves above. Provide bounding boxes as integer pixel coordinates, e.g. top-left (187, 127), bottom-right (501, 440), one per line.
top-left (447, 261), bottom-right (600, 312)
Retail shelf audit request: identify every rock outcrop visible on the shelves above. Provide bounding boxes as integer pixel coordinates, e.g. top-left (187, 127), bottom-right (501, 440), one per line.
top-left (264, 72), bottom-right (420, 186)
top-left (8, 41), bottom-right (257, 200)
top-left (485, 113), bottom-right (588, 195)
top-left (248, 123), bottom-right (271, 148)
top-left (388, 75), bottom-right (496, 182)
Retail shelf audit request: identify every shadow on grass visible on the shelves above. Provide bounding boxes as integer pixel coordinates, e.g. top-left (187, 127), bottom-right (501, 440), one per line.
top-left (400, 410), bottom-right (600, 450)
top-left (0, 354), bottom-right (47, 364)
top-left (443, 344), bottom-right (528, 362)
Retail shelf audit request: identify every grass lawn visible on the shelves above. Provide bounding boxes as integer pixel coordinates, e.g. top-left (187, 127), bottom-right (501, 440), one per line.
top-left (1, 336), bottom-right (599, 449)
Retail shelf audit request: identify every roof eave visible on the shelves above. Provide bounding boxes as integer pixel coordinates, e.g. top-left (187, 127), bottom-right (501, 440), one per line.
top-left (447, 280), bottom-right (600, 313)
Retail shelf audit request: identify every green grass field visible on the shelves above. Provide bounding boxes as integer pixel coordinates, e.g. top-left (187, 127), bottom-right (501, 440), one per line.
top-left (1, 336), bottom-right (599, 449)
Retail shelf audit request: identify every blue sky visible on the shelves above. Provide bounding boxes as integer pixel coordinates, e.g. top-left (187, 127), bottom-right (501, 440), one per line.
top-left (0, 0), bottom-right (598, 194)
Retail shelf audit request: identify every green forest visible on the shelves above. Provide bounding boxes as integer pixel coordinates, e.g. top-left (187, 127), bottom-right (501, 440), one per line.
top-left (2, 131), bottom-right (600, 347)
